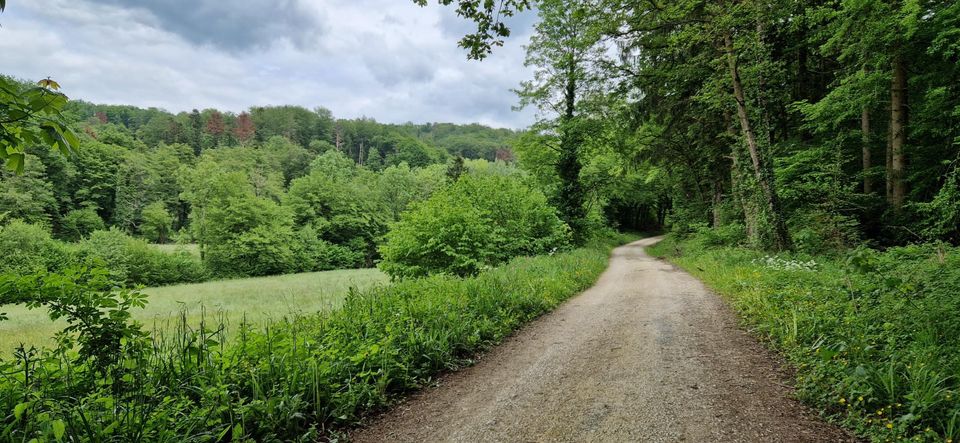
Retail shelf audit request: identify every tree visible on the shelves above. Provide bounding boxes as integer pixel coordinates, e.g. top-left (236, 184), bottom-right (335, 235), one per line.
top-left (514, 0), bottom-right (605, 243)
top-left (0, 154), bottom-right (58, 224)
top-left (233, 111), bottom-right (256, 144)
top-left (60, 207), bottom-right (105, 241)
top-left (204, 109), bottom-right (226, 148)
top-left (413, 0), bottom-right (534, 59)
top-left (140, 201), bottom-right (172, 243)
top-left (188, 109), bottom-right (203, 156)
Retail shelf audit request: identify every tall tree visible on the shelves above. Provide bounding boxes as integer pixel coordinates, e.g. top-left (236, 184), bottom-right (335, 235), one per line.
top-left (514, 0), bottom-right (604, 242)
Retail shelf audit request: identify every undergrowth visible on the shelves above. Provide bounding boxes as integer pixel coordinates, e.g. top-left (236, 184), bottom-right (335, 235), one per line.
top-left (0, 233), bottom-right (634, 442)
top-left (649, 234), bottom-right (960, 443)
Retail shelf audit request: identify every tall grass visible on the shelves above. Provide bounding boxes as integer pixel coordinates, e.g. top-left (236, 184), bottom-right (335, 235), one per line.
top-left (0, 268), bottom-right (387, 354)
top-left (0, 235), bottom-right (628, 442)
top-left (650, 235), bottom-right (960, 442)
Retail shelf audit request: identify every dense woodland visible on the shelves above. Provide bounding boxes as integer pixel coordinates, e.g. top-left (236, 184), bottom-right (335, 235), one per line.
top-left (2, 0), bottom-right (960, 441)
top-left (477, 0), bottom-right (960, 252)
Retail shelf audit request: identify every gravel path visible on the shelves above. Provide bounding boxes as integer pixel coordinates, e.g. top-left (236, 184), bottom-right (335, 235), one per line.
top-left (351, 238), bottom-right (855, 442)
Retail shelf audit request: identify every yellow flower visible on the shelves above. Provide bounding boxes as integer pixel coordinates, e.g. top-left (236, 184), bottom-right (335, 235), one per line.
top-left (839, 398), bottom-right (846, 404)
top-left (858, 396), bottom-right (864, 402)
top-left (886, 423), bottom-right (893, 429)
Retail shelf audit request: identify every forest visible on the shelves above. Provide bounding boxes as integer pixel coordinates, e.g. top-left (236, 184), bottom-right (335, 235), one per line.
top-left (1, 88), bottom-right (525, 283)
top-left (2, 0), bottom-right (960, 441)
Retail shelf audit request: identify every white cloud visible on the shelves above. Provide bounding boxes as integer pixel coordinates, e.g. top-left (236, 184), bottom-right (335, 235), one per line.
top-left (0, 0), bottom-right (537, 128)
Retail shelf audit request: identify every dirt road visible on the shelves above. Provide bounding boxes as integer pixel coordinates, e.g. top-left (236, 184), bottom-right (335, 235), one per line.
top-left (351, 238), bottom-right (853, 442)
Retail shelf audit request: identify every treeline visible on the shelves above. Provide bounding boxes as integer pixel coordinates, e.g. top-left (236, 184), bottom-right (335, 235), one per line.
top-left (0, 80), bottom-right (525, 280)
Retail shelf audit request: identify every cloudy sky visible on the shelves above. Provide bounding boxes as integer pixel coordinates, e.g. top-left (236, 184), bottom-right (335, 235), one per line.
top-left (0, 0), bottom-right (538, 128)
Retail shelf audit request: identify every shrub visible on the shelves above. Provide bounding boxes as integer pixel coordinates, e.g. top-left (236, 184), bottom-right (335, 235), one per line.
top-left (203, 195), bottom-right (300, 277)
top-left (0, 220), bottom-right (74, 274)
top-left (379, 174), bottom-right (571, 278)
top-left (59, 207), bottom-right (105, 241)
top-left (78, 228), bottom-right (208, 286)
top-left (207, 225), bottom-right (298, 277)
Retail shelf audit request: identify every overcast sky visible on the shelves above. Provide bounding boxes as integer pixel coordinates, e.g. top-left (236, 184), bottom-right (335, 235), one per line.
top-left (0, 0), bottom-right (538, 128)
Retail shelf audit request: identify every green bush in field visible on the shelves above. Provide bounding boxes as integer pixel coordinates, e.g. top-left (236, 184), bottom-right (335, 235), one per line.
top-left (58, 207), bottom-right (105, 241)
top-left (203, 194), bottom-right (300, 277)
top-left (0, 236), bottom-right (624, 442)
top-left (294, 226), bottom-right (365, 271)
top-left (650, 233), bottom-right (960, 442)
top-left (0, 220), bottom-right (75, 274)
top-left (79, 228), bottom-right (208, 286)
top-left (379, 174), bottom-right (571, 278)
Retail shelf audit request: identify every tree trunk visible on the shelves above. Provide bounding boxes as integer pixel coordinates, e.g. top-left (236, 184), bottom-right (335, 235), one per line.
top-left (557, 58), bottom-right (585, 242)
top-left (862, 106), bottom-right (872, 194)
top-left (725, 32), bottom-right (792, 251)
top-left (712, 180), bottom-right (724, 227)
top-left (889, 54), bottom-right (908, 208)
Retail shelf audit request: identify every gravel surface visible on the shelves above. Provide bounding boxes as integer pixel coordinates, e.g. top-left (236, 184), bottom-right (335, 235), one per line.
top-left (351, 238), bottom-right (856, 442)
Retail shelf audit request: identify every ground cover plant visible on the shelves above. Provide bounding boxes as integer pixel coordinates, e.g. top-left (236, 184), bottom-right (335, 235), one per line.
top-left (649, 233), bottom-right (960, 442)
top-left (0, 234), bottom-right (632, 442)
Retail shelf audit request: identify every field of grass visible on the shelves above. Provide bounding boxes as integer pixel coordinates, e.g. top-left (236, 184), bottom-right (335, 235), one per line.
top-left (0, 267), bottom-right (387, 354)
top-left (151, 242), bottom-right (201, 257)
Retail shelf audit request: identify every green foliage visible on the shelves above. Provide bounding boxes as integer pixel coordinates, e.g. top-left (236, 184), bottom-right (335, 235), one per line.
top-left (0, 238), bottom-right (620, 442)
top-left (0, 220), bottom-right (75, 275)
top-left (0, 267), bottom-right (148, 369)
top-left (651, 232), bottom-right (960, 442)
top-left (140, 201), bottom-right (172, 243)
top-left (78, 228), bottom-right (209, 286)
top-left (0, 76), bottom-right (78, 173)
top-left (0, 154), bottom-right (58, 225)
top-left (379, 174), bottom-right (571, 278)
top-left (414, 0), bottom-right (534, 59)
top-left (203, 194), bottom-right (296, 277)
top-left (59, 207), bottom-right (105, 241)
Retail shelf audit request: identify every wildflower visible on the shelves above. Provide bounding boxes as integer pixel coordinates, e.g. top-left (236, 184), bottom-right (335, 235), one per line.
top-left (885, 422), bottom-right (893, 429)
top-left (858, 396), bottom-right (864, 402)
top-left (839, 398), bottom-right (846, 404)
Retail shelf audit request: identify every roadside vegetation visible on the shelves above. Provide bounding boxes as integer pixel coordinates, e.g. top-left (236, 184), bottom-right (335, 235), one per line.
top-left (0, 234), bottom-right (629, 442)
top-left (651, 232), bottom-right (960, 442)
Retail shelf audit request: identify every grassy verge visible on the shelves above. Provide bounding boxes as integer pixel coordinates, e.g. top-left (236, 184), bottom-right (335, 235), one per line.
top-left (648, 235), bottom-right (960, 442)
top-left (0, 268), bottom-right (387, 354)
top-left (1, 234), bottom-right (634, 442)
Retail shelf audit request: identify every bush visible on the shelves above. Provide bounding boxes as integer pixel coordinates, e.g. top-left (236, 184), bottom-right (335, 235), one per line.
top-left (0, 220), bottom-right (75, 274)
top-left (379, 174), bottom-right (571, 278)
top-left (203, 195), bottom-right (301, 277)
top-left (78, 228), bottom-right (208, 286)
top-left (207, 225), bottom-right (298, 277)
top-left (59, 207), bottom-right (105, 241)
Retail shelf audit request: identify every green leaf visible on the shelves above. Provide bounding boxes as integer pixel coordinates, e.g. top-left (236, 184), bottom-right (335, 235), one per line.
top-left (6, 152), bottom-right (24, 174)
top-left (52, 419), bottom-right (66, 441)
top-left (13, 402), bottom-right (29, 421)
